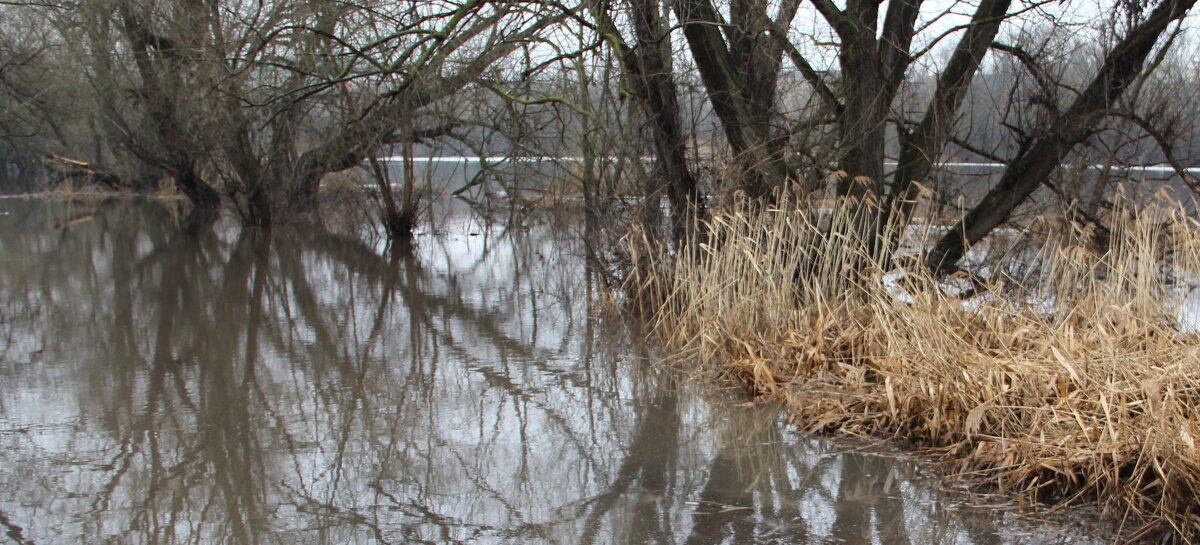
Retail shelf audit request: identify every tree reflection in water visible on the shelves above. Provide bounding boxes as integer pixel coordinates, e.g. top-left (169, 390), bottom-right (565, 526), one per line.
top-left (0, 199), bottom-right (1098, 544)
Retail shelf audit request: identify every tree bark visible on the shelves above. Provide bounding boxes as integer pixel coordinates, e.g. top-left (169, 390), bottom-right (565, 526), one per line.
top-left (178, 168), bottom-right (222, 231)
top-left (114, 1), bottom-right (221, 228)
top-left (828, 0), bottom-right (923, 196)
top-left (622, 0), bottom-right (703, 239)
top-left (835, 3), bottom-right (887, 196)
top-left (673, 0), bottom-right (792, 197)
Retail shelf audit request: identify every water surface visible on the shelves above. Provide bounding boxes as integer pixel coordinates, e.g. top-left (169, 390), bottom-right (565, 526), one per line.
top-left (0, 198), bottom-right (1103, 544)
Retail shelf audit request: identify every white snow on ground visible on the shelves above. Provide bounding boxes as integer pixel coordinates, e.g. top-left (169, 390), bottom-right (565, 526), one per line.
top-left (881, 220), bottom-right (1200, 332)
top-left (881, 268), bottom-right (915, 305)
top-left (1177, 293), bottom-right (1200, 333)
top-left (1168, 274), bottom-right (1200, 334)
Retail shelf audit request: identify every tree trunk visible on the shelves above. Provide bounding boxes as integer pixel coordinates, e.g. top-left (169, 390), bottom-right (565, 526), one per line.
top-left (116, 1), bottom-right (224, 227)
top-left (673, 0), bottom-right (792, 197)
top-left (888, 0), bottom-right (1012, 223)
top-left (177, 167), bottom-right (221, 231)
top-left (625, 0), bottom-right (704, 239)
top-left (832, 0), bottom-right (922, 197)
top-left (837, 23), bottom-right (887, 196)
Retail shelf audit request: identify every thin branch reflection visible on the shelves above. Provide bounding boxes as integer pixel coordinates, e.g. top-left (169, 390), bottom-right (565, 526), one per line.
top-left (0, 199), bottom-right (1099, 544)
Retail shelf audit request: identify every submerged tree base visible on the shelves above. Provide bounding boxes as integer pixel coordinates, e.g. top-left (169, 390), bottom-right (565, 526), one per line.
top-left (627, 195), bottom-right (1200, 543)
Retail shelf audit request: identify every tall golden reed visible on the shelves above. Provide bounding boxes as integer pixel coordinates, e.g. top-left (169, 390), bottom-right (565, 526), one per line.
top-left (628, 192), bottom-right (1200, 542)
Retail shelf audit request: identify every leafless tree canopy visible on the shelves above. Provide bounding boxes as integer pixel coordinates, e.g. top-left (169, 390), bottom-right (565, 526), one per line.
top-left (0, 0), bottom-right (1197, 268)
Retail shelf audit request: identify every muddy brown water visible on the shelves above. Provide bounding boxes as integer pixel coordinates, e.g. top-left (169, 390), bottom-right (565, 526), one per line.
top-left (0, 199), bottom-right (1107, 544)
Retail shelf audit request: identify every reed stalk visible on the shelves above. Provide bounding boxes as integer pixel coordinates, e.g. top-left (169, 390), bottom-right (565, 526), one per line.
top-left (627, 192), bottom-right (1200, 542)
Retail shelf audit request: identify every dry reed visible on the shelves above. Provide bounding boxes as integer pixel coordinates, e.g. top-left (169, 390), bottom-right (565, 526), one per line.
top-left (628, 192), bottom-right (1200, 543)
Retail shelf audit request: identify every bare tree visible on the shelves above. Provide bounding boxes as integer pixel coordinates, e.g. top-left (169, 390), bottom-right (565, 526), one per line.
top-left (925, 0), bottom-right (1197, 273)
top-left (592, 0), bottom-right (705, 238)
top-left (597, 0), bottom-right (1195, 273)
top-left (16, 0), bottom-right (568, 230)
top-left (671, 0), bottom-right (799, 196)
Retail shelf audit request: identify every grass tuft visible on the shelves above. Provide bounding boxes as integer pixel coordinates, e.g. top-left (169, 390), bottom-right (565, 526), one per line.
top-left (628, 192), bottom-right (1200, 543)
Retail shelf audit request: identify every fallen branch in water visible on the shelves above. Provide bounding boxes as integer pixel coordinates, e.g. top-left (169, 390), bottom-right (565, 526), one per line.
top-left (43, 154), bottom-right (124, 190)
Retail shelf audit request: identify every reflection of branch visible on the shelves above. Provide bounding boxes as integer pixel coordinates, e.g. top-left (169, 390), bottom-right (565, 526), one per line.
top-left (89, 434), bottom-right (136, 514)
top-left (275, 234), bottom-right (343, 363)
top-left (283, 223), bottom-right (635, 539)
top-left (427, 326), bottom-right (611, 474)
top-left (828, 455), bottom-right (913, 545)
top-left (579, 389), bottom-right (679, 545)
top-left (304, 229), bottom-right (542, 356)
top-left (285, 486), bottom-right (395, 544)
top-left (0, 507), bottom-right (32, 545)
top-left (402, 430), bottom-right (528, 529)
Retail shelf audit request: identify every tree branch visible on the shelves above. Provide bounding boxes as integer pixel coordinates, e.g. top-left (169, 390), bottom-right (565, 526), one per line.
top-left (768, 21), bottom-right (843, 117)
top-left (809, 0), bottom-right (851, 40)
top-left (925, 0), bottom-right (1198, 274)
top-left (1113, 110), bottom-right (1200, 193)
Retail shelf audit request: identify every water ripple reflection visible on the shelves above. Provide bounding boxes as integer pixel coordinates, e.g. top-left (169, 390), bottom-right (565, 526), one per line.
top-left (0, 199), bottom-right (1100, 544)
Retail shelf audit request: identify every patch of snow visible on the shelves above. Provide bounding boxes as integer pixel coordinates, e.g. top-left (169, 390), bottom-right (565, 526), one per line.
top-left (882, 268), bottom-right (915, 305)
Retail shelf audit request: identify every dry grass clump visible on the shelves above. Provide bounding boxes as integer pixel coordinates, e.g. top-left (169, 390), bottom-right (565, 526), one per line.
top-left (628, 193), bottom-right (1200, 543)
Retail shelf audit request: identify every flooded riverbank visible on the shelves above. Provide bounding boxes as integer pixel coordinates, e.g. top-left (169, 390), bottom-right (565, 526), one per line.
top-left (0, 199), bottom-right (1106, 544)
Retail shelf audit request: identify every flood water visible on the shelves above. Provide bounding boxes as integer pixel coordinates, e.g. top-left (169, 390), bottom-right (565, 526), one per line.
top-left (0, 198), bottom-right (1105, 544)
